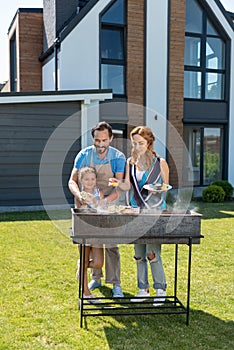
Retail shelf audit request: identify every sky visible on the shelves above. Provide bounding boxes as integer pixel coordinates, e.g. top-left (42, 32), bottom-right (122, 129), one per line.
top-left (0, 0), bottom-right (233, 84)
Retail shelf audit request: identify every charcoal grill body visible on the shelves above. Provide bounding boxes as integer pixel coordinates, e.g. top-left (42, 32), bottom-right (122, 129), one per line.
top-left (71, 209), bottom-right (203, 328)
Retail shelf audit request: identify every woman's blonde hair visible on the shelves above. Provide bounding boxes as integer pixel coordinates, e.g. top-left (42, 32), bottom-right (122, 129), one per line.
top-left (130, 126), bottom-right (156, 168)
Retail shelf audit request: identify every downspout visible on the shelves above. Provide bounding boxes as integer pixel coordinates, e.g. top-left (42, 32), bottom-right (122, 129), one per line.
top-left (54, 37), bottom-right (60, 91)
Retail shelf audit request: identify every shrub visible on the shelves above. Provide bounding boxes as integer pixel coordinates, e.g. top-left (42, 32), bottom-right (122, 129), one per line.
top-left (166, 191), bottom-right (176, 205)
top-left (202, 185), bottom-right (225, 203)
top-left (211, 180), bottom-right (233, 200)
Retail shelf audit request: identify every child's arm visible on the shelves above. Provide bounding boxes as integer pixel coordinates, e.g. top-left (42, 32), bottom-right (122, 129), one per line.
top-left (99, 189), bottom-right (104, 200)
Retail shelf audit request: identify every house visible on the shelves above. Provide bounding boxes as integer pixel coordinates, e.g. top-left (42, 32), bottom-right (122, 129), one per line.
top-left (0, 0), bottom-right (233, 208)
top-left (40, 0), bottom-right (234, 191)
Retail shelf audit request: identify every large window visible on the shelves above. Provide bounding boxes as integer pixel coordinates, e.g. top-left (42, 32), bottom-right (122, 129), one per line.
top-left (184, 127), bottom-right (223, 185)
top-left (100, 0), bottom-right (126, 95)
top-left (184, 0), bottom-right (226, 100)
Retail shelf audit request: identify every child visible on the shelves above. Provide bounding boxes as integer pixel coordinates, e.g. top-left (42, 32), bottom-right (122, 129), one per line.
top-left (78, 167), bottom-right (104, 302)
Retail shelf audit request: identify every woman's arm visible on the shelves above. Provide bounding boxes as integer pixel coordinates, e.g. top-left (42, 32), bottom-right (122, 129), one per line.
top-left (160, 158), bottom-right (169, 184)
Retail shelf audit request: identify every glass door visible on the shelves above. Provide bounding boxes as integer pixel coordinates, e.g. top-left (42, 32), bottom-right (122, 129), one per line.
top-left (203, 128), bottom-right (222, 185)
top-left (184, 126), bottom-right (223, 185)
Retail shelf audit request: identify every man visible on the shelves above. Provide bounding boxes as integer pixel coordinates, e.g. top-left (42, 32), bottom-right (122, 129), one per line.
top-left (68, 121), bottom-right (126, 297)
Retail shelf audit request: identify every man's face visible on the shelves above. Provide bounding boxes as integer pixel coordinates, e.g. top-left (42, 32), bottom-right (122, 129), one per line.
top-left (93, 129), bottom-right (113, 155)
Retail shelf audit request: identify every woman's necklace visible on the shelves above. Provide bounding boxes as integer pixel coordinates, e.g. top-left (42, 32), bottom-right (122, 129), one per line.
top-left (136, 158), bottom-right (148, 171)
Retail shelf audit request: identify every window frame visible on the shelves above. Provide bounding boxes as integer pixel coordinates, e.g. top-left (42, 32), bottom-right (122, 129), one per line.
top-left (100, 0), bottom-right (126, 97)
top-left (184, 0), bottom-right (227, 101)
top-left (184, 125), bottom-right (226, 186)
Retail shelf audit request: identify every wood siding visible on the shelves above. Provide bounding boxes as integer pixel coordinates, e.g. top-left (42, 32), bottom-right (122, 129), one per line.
top-left (18, 12), bottom-right (43, 91)
top-left (127, 0), bottom-right (145, 128)
top-left (0, 102), bottom-right (81, 206)
top-left (167, 0), bottom-right (186, 187)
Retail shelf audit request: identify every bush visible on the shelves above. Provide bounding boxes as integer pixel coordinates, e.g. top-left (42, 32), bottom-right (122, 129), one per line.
top-left (166, 191), bottom-right (176, 205)
top-left (211, 180), bottom-right (233, 200)
top-left (202, 185), bottom-right (225, 203)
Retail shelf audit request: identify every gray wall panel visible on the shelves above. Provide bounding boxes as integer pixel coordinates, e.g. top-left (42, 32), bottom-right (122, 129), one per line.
top-left (0, 101), bottom-right (81, 207)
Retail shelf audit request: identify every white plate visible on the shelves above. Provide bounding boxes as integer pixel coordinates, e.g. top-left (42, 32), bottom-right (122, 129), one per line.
top-left (143, 184), bottom-right (172, 191)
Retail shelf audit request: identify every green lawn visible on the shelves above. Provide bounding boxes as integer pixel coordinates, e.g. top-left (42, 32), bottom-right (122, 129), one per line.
top-left (0, 202), bottom-right (233, 350)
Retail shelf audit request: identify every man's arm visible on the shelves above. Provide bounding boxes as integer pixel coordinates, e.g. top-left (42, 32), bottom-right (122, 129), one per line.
top-left (68, 167), bottom-right (83, 206)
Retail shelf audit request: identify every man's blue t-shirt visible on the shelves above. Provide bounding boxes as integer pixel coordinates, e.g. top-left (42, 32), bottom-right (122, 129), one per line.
top-left (74, 145), bottom-right (126, 174)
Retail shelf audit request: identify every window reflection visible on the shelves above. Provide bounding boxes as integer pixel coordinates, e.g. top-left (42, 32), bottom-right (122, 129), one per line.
top-left (184, 71), bottom-right (201, 98)
top-left (207, 18), bottom-right (218, 36)
top-left (100, 0), bottom-right (126, 96)
top-left (184, 37), bottom-right (201, 66)
top-left (102, 0), bottom-right (124, 25)
top-left (205, 72), bottom-right (224, 99)
top-left (186, 0), bottom-right (202, 33)
top-left (206, 38), bottom-right (225, 70)
top-left (203, 128), bottom-right (222, 184)
top-left (101, 64), bottom-right (124, 94)
top-left (101, 29), bottom-right (124, 60)
top-left (184, 0), bottom-right (226, 100)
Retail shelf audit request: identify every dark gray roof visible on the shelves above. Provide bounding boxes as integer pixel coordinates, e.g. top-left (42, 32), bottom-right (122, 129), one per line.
top-left (214, 0), bottom-right (234, 30)
top-left (40, 0), bottom-right (99, 63)
top-left (58, 0), bottom-right (99, 41)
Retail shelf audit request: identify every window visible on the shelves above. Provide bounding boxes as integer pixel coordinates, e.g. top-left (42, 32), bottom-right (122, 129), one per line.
top-left (101, 64), bottom-right (124, 94)
top-left (100, 0), bottom-right (126, 95)
top-left (184, 0), bottom-right (226, 100)
top-left (184, 127), bottom-right (223, 185)
top-left (10, 32), bottom-right (17, 92)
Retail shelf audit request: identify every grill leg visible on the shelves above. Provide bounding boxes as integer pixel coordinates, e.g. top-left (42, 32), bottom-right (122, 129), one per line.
top-left (186, 237), bottom-right (192, 325)
top-left (79, 243), bottom-right (86, 328)
top-left (78, 244), bottom-right (82, 299)
top-left (174, 244), bottom-right (178, 306)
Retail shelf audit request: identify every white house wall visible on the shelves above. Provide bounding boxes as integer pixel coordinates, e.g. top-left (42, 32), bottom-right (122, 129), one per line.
top-left (206, 0), bottom-right (234, 186)
top-left (42, 56), bottom-right (56, 91)
top-left (59, 0), bottom-right (111, 91)
top-left (145, 0), bottom-right (168, 158)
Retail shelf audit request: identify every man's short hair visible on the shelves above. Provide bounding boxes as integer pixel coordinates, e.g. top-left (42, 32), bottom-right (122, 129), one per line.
top-left (91, 121), bottom-right (113, 138)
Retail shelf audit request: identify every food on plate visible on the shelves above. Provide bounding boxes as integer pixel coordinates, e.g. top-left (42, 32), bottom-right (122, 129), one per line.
top-left (118, 205), bottom-right (126, 211)
top-left (108, 205), bottom-right (116, 212)
top-left (143, 183), bottom-right (172, 191)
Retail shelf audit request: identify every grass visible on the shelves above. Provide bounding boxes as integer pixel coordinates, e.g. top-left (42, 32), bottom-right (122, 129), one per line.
top-left (0, 202), bottom-right (233, 349)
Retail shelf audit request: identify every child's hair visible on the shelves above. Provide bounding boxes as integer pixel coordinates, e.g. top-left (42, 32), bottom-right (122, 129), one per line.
top-left (78, 166), bottom-right (97, 181)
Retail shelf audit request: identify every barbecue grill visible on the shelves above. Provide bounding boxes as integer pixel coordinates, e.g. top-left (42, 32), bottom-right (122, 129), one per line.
top-left (71, 208), bottom-right (203, 328)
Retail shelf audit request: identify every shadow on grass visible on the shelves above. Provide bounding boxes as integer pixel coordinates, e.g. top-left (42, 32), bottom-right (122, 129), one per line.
top-left (79, 284), bottom-right (233, 349)
top-left (191, 201), bottom-right (234, 220)
top-left (0, 209), bottom-right (72, 222)
top-left (0, 202), bottom-right (233, 222)
top-left (91, 307), bottom-right (233, 349)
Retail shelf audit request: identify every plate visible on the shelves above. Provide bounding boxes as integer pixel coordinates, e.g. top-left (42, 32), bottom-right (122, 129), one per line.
top-left (143, 184), bottom-right (172, 191)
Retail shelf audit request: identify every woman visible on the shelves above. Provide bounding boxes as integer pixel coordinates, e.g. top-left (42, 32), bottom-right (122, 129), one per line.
top-left (126, 126), bottom-right (169, 305)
